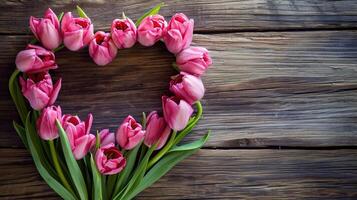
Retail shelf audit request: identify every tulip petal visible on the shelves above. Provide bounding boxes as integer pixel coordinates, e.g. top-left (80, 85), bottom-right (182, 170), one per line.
top-left (85, 114), bottom-right (93, 135)
top-left (48, 78), bottom-right (61, 105)
top-left (39, 20), bottom-right (61, 50)
top-left (73, 134), bottom-right (95, 160)
top-left (64, 30), bottom-right (84, 51)
top-left (15, 49), bottom-right (36, 72)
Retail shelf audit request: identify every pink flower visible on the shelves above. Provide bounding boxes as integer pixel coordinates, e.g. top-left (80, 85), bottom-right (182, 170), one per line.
top-left (163, 13), bottom-right (194, 54)
top-left (162, 96), bottom-right (193, 131)
top-left (62, 114), bottom-right (95, 160)
top-left (111, 18), bottom-right (137, 49)
top-left (36, 105), bottom-right (62, 140)
top-left (15, 44), bottom-right (57, 74)
top-left (170, 72), bottom-right (205, 105)
top-left (30, 8), bottom-right (62, 50)
top-left (176, 46), bottom-right (212, 76)
top-left (116, 115), bottom-right (145, 150)
top-left (144, 111), bottom-right (171, 150)
top-left (137, 14), bottom-right (167, 46)
top-left (89, 31), bottom-right (117, 66)
top-left (95, 143), bottom-right (126, 175)
top-left (98, 129), bottom-right (115, 147)
top-left (61, 12), bottom-right (94, 51)
top-left (19, 72), bottom-right (61, 110)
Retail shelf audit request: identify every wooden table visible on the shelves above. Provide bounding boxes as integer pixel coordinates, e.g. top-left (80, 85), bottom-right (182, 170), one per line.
top-left (1, 1), bottom-right (357, 199)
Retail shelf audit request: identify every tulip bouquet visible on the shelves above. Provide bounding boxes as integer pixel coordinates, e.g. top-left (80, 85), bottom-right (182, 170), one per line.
top-left (9, 3), bottom-right (213, 200)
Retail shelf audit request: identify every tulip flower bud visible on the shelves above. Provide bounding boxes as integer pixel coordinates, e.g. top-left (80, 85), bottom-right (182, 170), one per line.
top-left (61, 12), bottom-right (94, 51)
top-left (111, 17), bottom-right (137, 49)
top-left (36, 105), bottom-right (62, 140)
top-left (30, 8), bottom-right (62, 50)
top-left (15, 44), bottom-right (57, 74)
top-left (162, 96), bottom-right (193, 131)
top-left (95, 143), bottom-right (126, 175)
top-left (89, 31), bottom-right (118, 66)
top-left (116, 115), bottom-right (145, 150)
top-left (176, 46), bottom-right (212, 76)
top-left (62, 114), bottom-right (95, 160)
top-left (163, 13), bottom-right (194, 54)
top-left (144, 111), bottom-right (171, 150)
top-left (170, 72), bottom-right (205, 105)
top-left (137, 14), bottom-right (167, 46)
top-left (19, 72), bottom-right (61, 110)
top-left (98, 129), bottom-right (115, 147)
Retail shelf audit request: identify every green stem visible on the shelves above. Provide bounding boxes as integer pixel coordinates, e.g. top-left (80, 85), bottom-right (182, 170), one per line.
top-left (172, 62), bottom-right (180, 72)
top-left (173, 101), bottom-right (203, 146)
top-left (53, 44), bottom-right (65, 52)
top-left (138, 144), bottom-right (147, 162)
top-left (146, 130), bottom-right (177, 169)
top-left (48, 140), bottom-right (74, 195)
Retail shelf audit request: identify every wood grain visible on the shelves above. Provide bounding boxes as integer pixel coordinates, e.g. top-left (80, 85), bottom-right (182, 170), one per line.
top-left (1, 148), bottom-right (356, 199)
top-left (1, 30), bottom-right (357, 148)
top-left (0, 0), bottom-right (357, 34)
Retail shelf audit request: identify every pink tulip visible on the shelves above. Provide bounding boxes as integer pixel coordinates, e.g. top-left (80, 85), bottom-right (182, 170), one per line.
top-left (95, 143), bottom-right (126, 175)
top-left (111, 18), bottom-right (137, 49)
top-left (62, 114), bottom-right (95, 160)
top-left (170, 72), bottom-right (205, 105)
top-left (163, 13), bottom-right (194, 54)
top-left (137, 14), bottom-right (167, 46)
top-left (36, 105), bottom-right (62, 140)
top-left (61, 12), bottom-right (94, 51)
top-left (29, 8), bottom-right (62, 50)
top-left (88, 31), bottom-right (117, 66)
top-left (176, 46), bottom-right (212, 76)
top-left (116, 115), bottom-right (145, 150)
top-left (162, 96), bottom-right (193, 131)
top-left (19, 72), bottom-right (61, 110)
top-left (144, 111), bottom-right (171, 150)
top-left (98, 129), bottom-right (115, 147)
top-left (15, 44), bottom-right (57, 74)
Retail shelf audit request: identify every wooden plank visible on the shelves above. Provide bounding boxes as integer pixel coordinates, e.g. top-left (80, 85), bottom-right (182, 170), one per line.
top-left (1, 31), bottom-right (357, 148)
top-left (0, 0), bottom-right (357, 34)
top-left (1, 148), bottom-right (356, 199)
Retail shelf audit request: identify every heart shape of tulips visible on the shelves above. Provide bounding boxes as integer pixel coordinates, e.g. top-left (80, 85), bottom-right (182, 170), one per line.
top-left (9, 4), bottom-right (213, 200)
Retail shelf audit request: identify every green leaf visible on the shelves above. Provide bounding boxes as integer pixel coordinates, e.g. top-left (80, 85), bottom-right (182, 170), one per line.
top-left (56, 120), bottom-right (88, 200)
top-left (135, 3), bottom-right (164, 26)
top-left (58, 12), bottom-right (64, 21)
top-left (141, 112), bottom-right (147, 129)
top-left (76, 5), bottom-right (89, 18)
top-left (9, 70), bottom-right (28, 125)
top-left (29, 38), bottom-right (38, 44)
top-left (13, 120), bottom-right (28, 149)
top-left (106, 174), bottom-right (117, 199)
top-left (90, 154), bottom-right (102, 200)
top-left (24, 112), bottom-right (57, 177)
top-left (112, 144), bottom-right (141, 198)
top-left (113, 144), bottom-right (157, 200)
top-left (125, 132), bottom-right (210, 200)
top-left (25, 113), bottom-right (77, 200)
top-left (96, 131), bottom-right (100, 150)
top-left (170, 131), bottom-right (210, 153)
top-left (83, 155), bottom-right (93, 197)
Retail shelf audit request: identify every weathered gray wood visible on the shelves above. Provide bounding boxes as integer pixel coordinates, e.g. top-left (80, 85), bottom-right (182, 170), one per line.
top-left (0, 0), bottom-right (357, 34)
top-left (1, 31), bottom-right (357, 148)
top-left (1, 148), bottom-right (357, 199)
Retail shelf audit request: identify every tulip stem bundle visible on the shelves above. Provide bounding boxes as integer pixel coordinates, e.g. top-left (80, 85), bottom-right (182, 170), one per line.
top-left (9, 3), bottom-right (213, 200)
top-left (49, 140), bottom-right (74, 194)
top-left (147, 130), bottom-right (177, 169)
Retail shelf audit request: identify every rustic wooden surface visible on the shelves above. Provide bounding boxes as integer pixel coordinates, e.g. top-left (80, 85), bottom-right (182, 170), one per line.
top-left (1, 0), bottom-right (357, 199)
